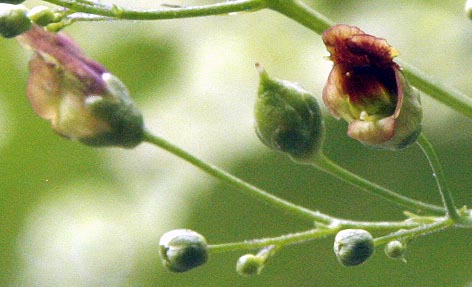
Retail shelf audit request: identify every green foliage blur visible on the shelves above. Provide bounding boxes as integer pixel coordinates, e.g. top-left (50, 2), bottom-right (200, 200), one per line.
top-left (1, 0), bottom-right (472, 286)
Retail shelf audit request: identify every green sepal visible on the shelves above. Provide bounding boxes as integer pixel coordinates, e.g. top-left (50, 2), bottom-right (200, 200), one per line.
top-left (254, 64), bottom-right (324, 163)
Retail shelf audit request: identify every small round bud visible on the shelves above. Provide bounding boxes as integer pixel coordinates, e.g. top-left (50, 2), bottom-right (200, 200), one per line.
top-left (384, 240), bottom-right (406, 262)
top-left (28, 6), bottom-right (57, 26)
top-left (0, 1), bottom-right (25, 4)
top-left (254, 63), bottom-right (324, 163)
top-left (0, 4), bottom-right (31, 38)
top-left (159, 229), bottom-right (209, 273)
top-left (334, 229), bottom-right (374, 267)
top-left (236, 254), bottom-right (264, 276)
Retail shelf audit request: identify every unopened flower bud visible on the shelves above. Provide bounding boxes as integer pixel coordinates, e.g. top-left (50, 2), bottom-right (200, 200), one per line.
top-left (322, 24), bottom-right (422, 150)
top-left (0, 4), bottom-right (31, 38)
top-left (334, 229), bottom-right (374, 267)
top-left (384, 240), bottom-right (406, 262)
top-left (236, 254), bottom-right (264, 276)
top-left (254, 63), bottom-right (324, 163)
top-left (0, 1), bottom-right (25, 4)
top-left (159, 229), bottom-right (209, 273)
top-left (17, 26), bottom-right (144, 148)
top-left (28, 6), bottom-right (57, 26)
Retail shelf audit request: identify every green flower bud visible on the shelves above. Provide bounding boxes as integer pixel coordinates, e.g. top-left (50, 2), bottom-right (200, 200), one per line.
top-left (322, 24), bottom-right (422, 150)
top-left (17, 26), bottom-right (144, 148)
top-left (28, 6), bottom-right (57, 27)
top-left (0, 0), bottom-right (25, 4)
top-left (334, 229), bottom-right (374, 267)
top-left (384, 240), bottom-right (407, 262)
top-left (254, 63), bottom-right (324, 163)
top-left (159, 229), bottom-right (209, 273)
top-left (0, 4), bottom-right (31, 38)
top-left (236, 254), bottom-right (264, 276)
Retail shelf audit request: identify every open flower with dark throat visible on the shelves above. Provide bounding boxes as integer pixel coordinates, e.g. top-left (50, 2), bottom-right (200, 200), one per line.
top-left (17, 26), bottom-right (144, 148)
top-left (322, 24), bottom-right (422, 150)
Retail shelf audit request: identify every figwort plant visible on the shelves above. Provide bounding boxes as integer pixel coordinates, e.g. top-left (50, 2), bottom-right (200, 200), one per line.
top-left (2, 0), bottom-right (472, 281)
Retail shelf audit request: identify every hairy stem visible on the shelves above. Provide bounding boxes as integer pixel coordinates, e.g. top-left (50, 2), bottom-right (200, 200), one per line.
top-left (416, 134), bottom-right (460, 221)
top-left (209, 227), bottom-right (336, 253)
top-left (210, 217), bottom-right (446, 253)
top-left (312, 153), bottom-right (444, 215)
top-left (374, 217), bottom-right (454, 246)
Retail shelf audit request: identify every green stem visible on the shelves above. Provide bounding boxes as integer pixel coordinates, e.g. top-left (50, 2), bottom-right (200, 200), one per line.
top-left (312, 153), bottom-right (444, 215)
top-left (397, 59), bottom-right (472, 119)
top-left (267, 0), bottom-right (333, 34)
top-left (209, 227), bottom-right (336, 253)
top-left (374, 217), bottom-right (453, 246)
top-left (266, 0), bottom-right (472, 119)
top-left (210, 217), bottom-right (428, 253)
top-left (43, 0), bottom-right (268, 20)
top-left (143, 130), bottom-right (428, 231)
top-left (416, 134), bottom-right (460, 221)
top-left (143, 130), bottom-right (331, 223)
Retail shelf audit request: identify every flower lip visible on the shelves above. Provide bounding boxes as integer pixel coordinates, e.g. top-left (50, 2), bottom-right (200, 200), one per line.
top-left (323, 24), bottom-right (399, 68)
top-left (322, 24), bottom-right (422, 150)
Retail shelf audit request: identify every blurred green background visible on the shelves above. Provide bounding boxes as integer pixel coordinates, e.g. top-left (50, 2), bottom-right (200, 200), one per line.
top-left (2, 0), bottom-right (472, 286)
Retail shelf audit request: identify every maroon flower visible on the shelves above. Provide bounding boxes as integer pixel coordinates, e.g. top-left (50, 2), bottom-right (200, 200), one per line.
top-left (17, 26), bottom-right (143, 148)
top-left (322, 24), bottom-right (422, 150)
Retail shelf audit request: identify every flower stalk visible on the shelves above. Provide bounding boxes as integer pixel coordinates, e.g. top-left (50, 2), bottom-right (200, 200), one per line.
top-left (416, 134), bottom-right (460, 222)
top-left (42, 0), bottom-right (268, 20)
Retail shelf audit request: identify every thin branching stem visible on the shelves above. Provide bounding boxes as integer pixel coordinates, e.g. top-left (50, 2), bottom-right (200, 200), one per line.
top-left (143, 130), bottom-right (332, 223)
top-left (417, 134), bottom-right (461, 221)
top-left (42, 0), bottom-right (268, 20)
top-left (312, 153), bottom-right (444, 215)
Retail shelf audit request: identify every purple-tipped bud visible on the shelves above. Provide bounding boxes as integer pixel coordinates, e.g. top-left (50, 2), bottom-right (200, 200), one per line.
top-left (17, 26), bottom-right (144, 148)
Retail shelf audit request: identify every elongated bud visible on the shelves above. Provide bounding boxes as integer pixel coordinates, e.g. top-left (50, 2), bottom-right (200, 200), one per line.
top-left (334, 229), bottom-right (374, 266)
top-left (236, 254), bottom-right (264, 276)
top-left (254, 63), bottom-right (324, 163)
top-left (0, 4), bottom-right (31, 38)
top-left (384, 240), bottom-right (407, 262)
top-left (159, 229), bottom-right (209, 273)
top-left (322, 24), bottom-right (422, 150)
top-left (17, 26), bottom-right (144, 148)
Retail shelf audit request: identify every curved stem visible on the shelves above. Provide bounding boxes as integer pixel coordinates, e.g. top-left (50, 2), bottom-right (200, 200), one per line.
top-left (143, 130), bottom-right (434, 231)
top-left (266, 0), bottom-right (472, 119)
top-left (416, 134), bottom-right (460, 221)
top-left (267, 0), bottom-right (333, 34)
top-left (396, 59), bottom-right (472, 119)
top-left (311, 153), bottom-right (444, 215)
top-left (143, 130), bottom-right (331, 223)
top-left (43, 0), bottom-right (268, 20)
